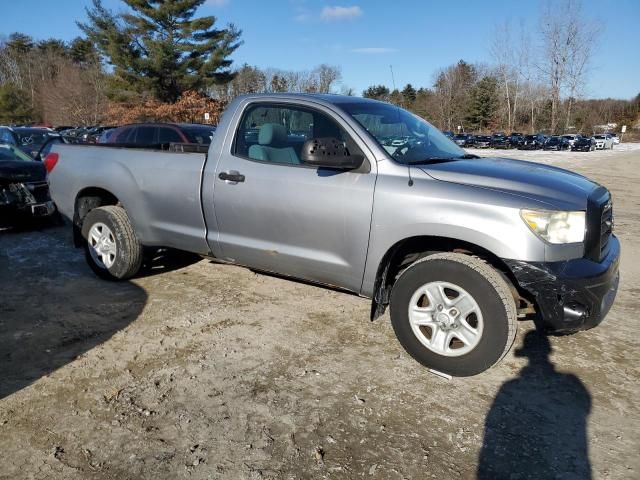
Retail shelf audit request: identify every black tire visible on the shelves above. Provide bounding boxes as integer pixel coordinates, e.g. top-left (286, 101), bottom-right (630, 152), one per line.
top-left (389, 253), bottom-right (517, 376)
top-left (81, 206), bottom-right (143, 280)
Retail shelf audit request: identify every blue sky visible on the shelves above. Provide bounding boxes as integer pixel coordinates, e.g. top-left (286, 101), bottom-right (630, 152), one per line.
top-left (1, 0), bottom-right (638, 99)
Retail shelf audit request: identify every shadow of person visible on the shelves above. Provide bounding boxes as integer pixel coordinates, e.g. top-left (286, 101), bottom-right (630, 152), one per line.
top-left (0, 228), bottom-right (148, 400)
top-left (477, 331), bottom-right (592, 480)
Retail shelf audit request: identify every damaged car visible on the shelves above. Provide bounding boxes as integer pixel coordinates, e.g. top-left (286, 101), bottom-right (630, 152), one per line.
top-left (0, 144), bottom-right (56, 228)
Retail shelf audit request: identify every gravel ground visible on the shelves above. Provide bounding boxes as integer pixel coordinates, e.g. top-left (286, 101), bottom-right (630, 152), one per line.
top-left (1, 145), bottom-right (639, 479)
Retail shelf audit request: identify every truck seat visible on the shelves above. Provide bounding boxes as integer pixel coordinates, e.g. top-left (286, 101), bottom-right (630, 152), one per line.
top-left (248, 124), bottom-right (300, 165)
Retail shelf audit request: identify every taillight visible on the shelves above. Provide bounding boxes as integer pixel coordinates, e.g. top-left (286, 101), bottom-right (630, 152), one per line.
top-left (44, 152), bottom-right (59, 173)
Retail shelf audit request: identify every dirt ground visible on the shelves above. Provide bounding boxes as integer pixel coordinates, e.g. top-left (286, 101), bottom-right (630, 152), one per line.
top-left (1, 147), bottom-right (639, 479)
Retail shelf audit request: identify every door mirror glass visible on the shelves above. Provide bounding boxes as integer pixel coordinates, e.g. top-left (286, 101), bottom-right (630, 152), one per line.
top-left (301, 137), bottom-right (364, 170)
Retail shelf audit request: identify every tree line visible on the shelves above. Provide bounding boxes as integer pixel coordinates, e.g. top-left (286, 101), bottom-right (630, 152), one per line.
top-left (362, 1), bottom-right (638, 135)
top-left (0, 0), bottom-right (637, 134)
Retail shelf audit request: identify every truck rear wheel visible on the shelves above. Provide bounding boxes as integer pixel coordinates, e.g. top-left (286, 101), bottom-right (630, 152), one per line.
top-left (390, 253), bottom-right (517, 376)
top-left (81, 206), bottom-right (143, 280)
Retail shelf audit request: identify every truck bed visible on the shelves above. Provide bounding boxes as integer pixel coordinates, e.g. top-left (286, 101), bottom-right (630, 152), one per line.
top-left (49, 144), bottom-right (212, 255)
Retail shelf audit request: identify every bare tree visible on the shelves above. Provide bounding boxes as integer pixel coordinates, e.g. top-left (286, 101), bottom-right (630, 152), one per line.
top-left (40, 60), bottom-right (108, 126)
top-left (563, 4), bottom-right (601, 130)
top-left (491, 21), bottom-right (522, 132)
top-left (538, 0), bottom-right (599, 133)
top-left (433, 61), bottom-right (477, 130)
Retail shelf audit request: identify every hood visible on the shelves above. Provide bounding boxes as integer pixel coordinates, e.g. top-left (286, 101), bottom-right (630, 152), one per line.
top-left (419, 157), bottom-right (598, 210)
top-left (0, 160), bottom-right (46, 184)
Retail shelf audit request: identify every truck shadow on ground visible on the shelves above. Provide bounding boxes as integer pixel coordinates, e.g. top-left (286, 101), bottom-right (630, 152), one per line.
top-left (138, 248), bottom-right (203, 278)
top-left (477, 330), bottom-right (592, 479)
top-left (0, 248), bottom-right (146, 401)
top-left (0, 231), bottom-right (197, 401)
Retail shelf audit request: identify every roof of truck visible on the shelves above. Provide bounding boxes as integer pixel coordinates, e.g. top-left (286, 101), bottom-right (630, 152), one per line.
top-left (238, 93), bottom-right (378, 105)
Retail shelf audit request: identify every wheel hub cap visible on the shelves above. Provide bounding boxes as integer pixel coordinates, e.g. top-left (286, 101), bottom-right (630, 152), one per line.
top-left (408, 281), bottom-right (484, 357)
top-left (88, 222), bottom-right (117, 269)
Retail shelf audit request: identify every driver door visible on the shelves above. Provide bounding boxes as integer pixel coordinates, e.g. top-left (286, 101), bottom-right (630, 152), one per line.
top-left (210, 101), bottom-right (376, 293)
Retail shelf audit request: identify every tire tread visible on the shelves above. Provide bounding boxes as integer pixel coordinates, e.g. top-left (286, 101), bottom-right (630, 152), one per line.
top-left (83, 206), bottom-right (143, 280)
top-left (395, 252), bottom-right (518, 371)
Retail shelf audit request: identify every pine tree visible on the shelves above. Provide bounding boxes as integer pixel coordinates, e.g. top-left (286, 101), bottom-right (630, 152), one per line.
top-left (401, 83), bottom-right (417, 104)
top-left (78, 0), bottom-right (242, 102)
top-left (0, 84), bottom-right (33, 124)
top-left (466, 76), bottom-right (499, 131)
top-left (362, 85), bottom-right (390, 101)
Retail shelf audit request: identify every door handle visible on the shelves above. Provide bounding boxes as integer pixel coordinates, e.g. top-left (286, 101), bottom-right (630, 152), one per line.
top-left (218, 171), bottom-right (245, 183)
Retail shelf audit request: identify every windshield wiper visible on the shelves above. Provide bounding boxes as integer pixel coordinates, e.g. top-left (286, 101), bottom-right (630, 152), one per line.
top-left (406, 154), bottom-right (476, 165)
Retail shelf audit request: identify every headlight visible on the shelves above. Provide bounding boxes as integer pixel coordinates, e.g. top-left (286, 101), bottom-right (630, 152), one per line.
top-left (520, 209), bottom-right (586, 244)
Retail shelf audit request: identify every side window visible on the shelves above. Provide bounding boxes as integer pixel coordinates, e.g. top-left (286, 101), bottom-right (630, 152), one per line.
top-left (158, 127), bottom-right (183, 144)
top-left (135, 126), bottom-right (156, 144)
top-left (0, 129), bottom-right (17, 145)
top-left (117, 127), bottom-right (136, 143)
top-left (233, 104), bottom-right (357, 166)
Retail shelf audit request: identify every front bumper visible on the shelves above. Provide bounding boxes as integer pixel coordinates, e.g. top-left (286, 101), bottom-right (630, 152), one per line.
top-left (505, 235), bottom-right (620, 333)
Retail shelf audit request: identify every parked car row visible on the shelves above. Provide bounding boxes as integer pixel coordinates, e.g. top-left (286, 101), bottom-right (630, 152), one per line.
top-left (449, 131), bottom-right (618, 151)
top-left (0, 121), bottom-right (216, 227)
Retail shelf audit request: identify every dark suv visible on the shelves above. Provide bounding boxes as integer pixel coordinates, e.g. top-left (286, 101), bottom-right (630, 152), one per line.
top-left (107, 123), bottom-right (216, 146)
top-left (508, 133), bottom-right (524, 148)
top-left (543, 136), bottom-right (571, 151)
top-left (490, 133), bottom-right (509, 149)
top-left (453, 133), bottom-right (475, 147)
top-left (519, 134), bottom-right (546, 150)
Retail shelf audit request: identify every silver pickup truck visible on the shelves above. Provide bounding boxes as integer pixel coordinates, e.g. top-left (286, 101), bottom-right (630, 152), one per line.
top-left (48, 94), bottom-right (620, 376)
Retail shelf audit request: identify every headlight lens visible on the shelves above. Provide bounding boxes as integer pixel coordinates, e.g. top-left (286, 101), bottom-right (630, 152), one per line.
top-left (520, 209), bottom-right (586, 244)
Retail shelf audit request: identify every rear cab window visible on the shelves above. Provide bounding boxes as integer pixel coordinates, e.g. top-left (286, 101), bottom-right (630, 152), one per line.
top-left (158, 127), bottom-right (183, 144)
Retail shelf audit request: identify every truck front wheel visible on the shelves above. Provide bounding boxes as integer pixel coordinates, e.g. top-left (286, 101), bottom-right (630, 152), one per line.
top-left (81, 206), bottom-right (143, 280)
top-left (390, 253), bottom-right (517, 376)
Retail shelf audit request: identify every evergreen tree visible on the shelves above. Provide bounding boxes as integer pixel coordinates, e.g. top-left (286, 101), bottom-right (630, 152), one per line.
top-left (6, 33), bottom-right (34, 54)
top-left (362, 85), bottom-right (390, 101)
top-left (69, 37), bottom-right (100, 64)
top-left (466, 76), bottom-right (499, 130)
top-left (78, 0), bottom-right (242, 102)
top-left (0, 84), bottom-right (33, 124)
top-left (401, 83), bottom-right (417, 104)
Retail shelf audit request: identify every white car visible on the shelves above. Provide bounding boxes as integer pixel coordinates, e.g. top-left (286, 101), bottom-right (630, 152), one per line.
top-left (593, 134), bottom-right (614, 150)
top-left (610, 133), bottom-right (620, 145)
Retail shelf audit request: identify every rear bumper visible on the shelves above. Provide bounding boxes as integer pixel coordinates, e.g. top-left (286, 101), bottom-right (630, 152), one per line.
top-left (504, 235), bottom-right (620, 333)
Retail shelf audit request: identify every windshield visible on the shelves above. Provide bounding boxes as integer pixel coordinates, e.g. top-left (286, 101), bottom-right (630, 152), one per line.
top-left (0, 144), bottom-right (35, 162)
top-left (182, 126), bottom-right (216, 145)
top-left (338, 101), bottom-right (465, 164)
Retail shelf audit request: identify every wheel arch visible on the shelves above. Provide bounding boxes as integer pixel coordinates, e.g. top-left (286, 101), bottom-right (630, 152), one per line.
top-left (369, 235), bottom-right (523, 321)
top-left (73, 187), bottom-right (121, 247)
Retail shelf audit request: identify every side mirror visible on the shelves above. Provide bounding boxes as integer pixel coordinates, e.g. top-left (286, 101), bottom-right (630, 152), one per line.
top-left (301, 137), bottom-right (364, 170)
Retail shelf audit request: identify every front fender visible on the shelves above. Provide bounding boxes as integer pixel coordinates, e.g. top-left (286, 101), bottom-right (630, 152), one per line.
top-left (360, 170), bottom-right (546, 297)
